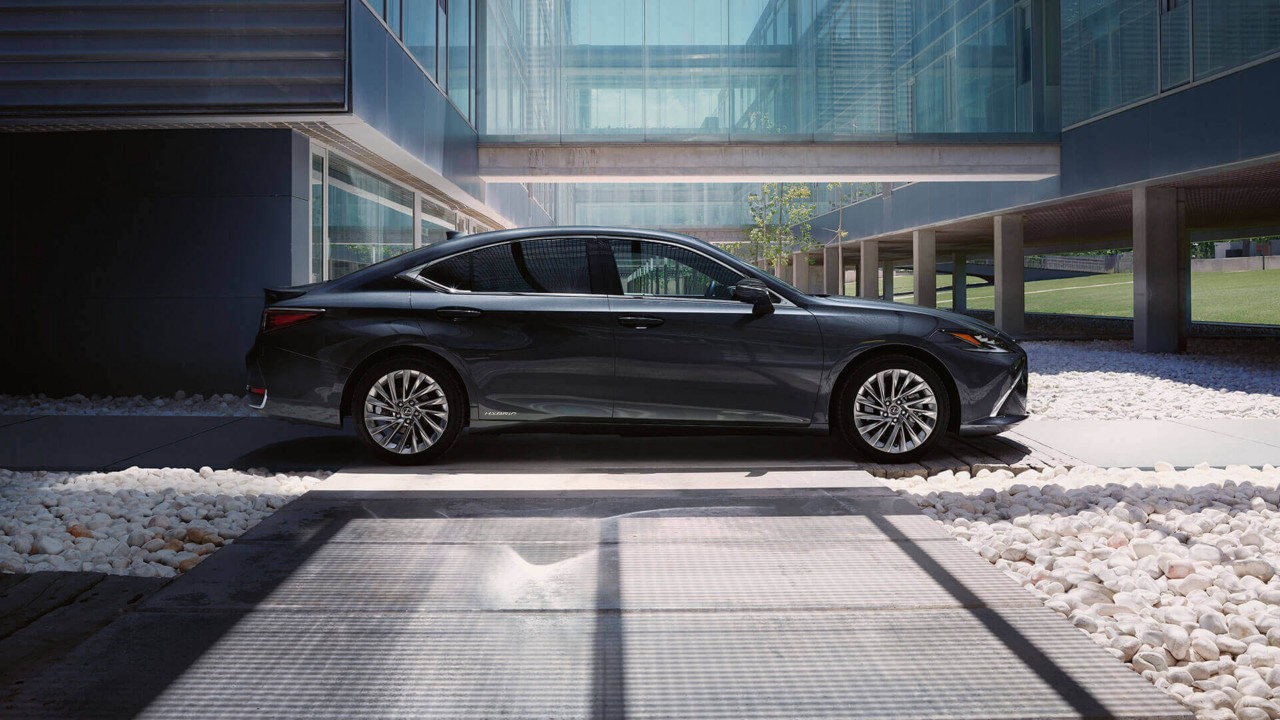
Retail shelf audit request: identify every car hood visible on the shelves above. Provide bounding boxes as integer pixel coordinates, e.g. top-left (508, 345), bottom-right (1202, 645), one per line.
top-left (808, 294), bottom-right (1014, 342)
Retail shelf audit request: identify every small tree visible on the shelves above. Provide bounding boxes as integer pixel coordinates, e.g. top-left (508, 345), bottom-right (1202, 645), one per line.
top-left (740, 183), bottom-right (818, 274)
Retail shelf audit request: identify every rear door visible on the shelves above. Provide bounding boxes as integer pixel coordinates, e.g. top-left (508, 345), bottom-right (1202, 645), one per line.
top-left (408, 236), bottom-right (615, 422)
top-left (603, 237), bottom-right (825, 425)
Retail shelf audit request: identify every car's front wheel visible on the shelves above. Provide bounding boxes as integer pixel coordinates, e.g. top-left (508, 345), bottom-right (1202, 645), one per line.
top-left (351, 357), bottom-right (464, 465)
top-left (834, 354), bottom-right (950, 463)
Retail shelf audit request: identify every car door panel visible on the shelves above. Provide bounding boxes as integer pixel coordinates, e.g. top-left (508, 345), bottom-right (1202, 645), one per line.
top-left (608, 301), bottom-right (824, 425)
top-left (411, 293), bottom-right (615, 421)
top-left (407, 237), bottom-right (615, 422)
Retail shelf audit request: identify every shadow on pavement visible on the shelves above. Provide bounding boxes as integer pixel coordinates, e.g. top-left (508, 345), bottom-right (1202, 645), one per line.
top-left (0, 484), bottom-right (1183, 719)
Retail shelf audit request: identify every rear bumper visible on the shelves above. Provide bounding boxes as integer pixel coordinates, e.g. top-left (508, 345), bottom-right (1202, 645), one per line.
top-left (244, 342), bottom-right (343, 428)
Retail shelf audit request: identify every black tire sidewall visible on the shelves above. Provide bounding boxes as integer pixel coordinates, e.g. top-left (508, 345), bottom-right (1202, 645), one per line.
top-left (835, 354), bottom-right (950, 463)
top-left (351, 356), bottom-right (464, 465)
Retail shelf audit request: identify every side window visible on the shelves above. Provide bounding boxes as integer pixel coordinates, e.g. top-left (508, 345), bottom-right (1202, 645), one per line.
top-left (421, 238), bottom-right (592, 294)
top-left (609, 239), bottom-right (742, 300)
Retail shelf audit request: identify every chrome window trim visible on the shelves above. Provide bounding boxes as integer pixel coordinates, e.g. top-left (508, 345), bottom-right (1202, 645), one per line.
top-left (598, 235), bottom-right (794, 307)
top-left (398, 234), bottom-right (795, 307)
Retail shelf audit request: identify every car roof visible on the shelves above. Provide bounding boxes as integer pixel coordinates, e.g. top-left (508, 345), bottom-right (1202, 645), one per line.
top-left (430, 226), bottom-right (720, 254)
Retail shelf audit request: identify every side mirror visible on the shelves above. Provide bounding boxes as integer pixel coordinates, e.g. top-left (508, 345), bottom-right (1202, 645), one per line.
top-left (732, 278), bottom-right (775, 316)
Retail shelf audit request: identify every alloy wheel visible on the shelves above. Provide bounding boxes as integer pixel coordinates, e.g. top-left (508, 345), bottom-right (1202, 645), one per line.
top-left (363, 369), bottom-right (450, 455)
top-left (852, 368), bottom-right (938, 455)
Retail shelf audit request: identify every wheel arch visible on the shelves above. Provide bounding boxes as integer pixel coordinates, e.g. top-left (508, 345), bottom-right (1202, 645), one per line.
top-left (828, 343), bottom-right (961, 434)
top-left (341, 345), bottom-right (472, 426)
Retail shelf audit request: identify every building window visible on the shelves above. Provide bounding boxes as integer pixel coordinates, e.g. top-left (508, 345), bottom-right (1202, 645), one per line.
top-left (447, 0), bottom-right (472, 118)
top-left (404, 0), bottom-right (438, 79)
top-left (310, 153), bottom-right (325, 284)
top-left (309, 147), bottom-right (461, 282)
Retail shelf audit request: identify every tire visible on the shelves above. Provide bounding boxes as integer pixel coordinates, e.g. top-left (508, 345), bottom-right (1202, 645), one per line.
top-left (834, 354), bottom-right (951, 463)
top-left (351, 356), bottom-right (464, 465)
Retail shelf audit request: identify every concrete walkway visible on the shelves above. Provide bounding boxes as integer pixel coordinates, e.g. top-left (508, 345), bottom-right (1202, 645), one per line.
top-left (1, 414), bottom-right (1279, 473)
top-left (1, 470), bottom-right (1188, 719)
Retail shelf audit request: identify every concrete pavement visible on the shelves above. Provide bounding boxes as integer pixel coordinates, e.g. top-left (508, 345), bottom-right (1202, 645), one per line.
top-left (0, 470), bottom-right (1189, 719)
top-left (1, 414), bottom-right (1278, 474)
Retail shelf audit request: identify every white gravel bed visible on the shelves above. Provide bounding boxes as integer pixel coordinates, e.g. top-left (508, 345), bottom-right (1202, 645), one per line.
top-left (0, 391), bottom-right (254, 417)
top-left (1025, 340), bottom-right (1280, 421)
top-left (0, 467), bottom-right (327, 577)
top-left (888, 464), bottom-right (1280, 720)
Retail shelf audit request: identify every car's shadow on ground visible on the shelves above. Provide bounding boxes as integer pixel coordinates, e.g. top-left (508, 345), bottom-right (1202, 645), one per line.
top-left (231, 426), bottom-right (1042, 476)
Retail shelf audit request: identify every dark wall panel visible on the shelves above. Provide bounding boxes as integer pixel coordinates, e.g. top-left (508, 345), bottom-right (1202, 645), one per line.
top-left (1063, 57), bottom-right (1280, 195)
top-left (0, 0), bottom-right (346, 116)
top-left (0, 129), bottom-right (309, 396)
top-left (349, 0), bottom-right (476, 196)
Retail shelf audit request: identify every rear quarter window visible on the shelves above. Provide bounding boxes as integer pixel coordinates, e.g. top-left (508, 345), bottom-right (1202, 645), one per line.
top-left (421, 238), bottom-right (591, 294)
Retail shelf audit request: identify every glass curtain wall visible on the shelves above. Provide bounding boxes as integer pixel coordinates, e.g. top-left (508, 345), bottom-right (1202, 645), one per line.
top-left (1063, 0), bottom-right (1280, 126)
top-left (372, 0), bottom-right (475, 121)
top-left (309, 148), bottom-right (460, 283)
top-left (482, 0), bottom-right (1043, 141)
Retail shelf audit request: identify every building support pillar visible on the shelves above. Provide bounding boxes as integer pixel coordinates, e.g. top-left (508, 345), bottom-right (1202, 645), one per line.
top-left (882, 261), bottom-right (895, 301)
top-left (858, 240), bottom-right (879, 298)
top-left (994, 214), bottom-right (1025, 335)
top-left (951, 252), bottom-right (968, 312)
top-left (912, 229), bottom-right (936, 307)
top-left (791, 252), bottom-right (806, 292)
top-left (823, 244), bottom-right (842, 295)
top-left (1133, 186), bottom-right (1190, 353)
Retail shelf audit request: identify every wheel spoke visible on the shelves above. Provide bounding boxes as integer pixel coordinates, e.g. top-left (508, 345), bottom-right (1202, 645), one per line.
top-left (851, 368), bottom-right (938, 456)
top-left (364, 368), bottom-right (450, 455)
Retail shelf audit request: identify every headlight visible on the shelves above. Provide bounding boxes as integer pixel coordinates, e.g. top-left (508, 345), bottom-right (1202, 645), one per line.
top-left (941, 329), bottom-right (1012, 353)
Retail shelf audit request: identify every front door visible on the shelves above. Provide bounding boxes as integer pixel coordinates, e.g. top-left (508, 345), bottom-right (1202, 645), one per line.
top-left (604, 237), bottom-right (824, 425)
top-left (409, 236), bottom-right (615, 422)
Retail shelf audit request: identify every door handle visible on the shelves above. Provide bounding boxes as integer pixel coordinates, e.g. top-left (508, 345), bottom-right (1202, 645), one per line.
top-left (437, 307), bottom-right (483, 321)
top-left (618, 315), bottom-right (664, 329)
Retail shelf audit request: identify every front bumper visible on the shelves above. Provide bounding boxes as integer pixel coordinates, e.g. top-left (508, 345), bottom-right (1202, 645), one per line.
top-left (959, 413), bottom-right (1028, 436)
top-left (959, 361), bottom-right (1028, 436)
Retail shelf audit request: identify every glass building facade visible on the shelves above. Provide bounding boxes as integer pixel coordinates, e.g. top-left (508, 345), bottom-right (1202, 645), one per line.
top-left (309, 147), bottom-right (468, 282)
top-left (371, 0), bottom-right (477, 121)
top-left (1062, 0), bottom-right (1280, 126)
top-left (482, 0), bottom-right (1055, 142)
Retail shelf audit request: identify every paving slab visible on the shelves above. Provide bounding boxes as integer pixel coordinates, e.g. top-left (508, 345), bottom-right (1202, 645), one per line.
top-left (0, 572), bottom-right (104, 641)
top-left (108, 417), bottom-right (357, 471)
top-left (318, 468), bottom-right (895, 492)
top-left (2, 480), bottom-right (1189, 719)
top-left (1013, 419), bottom-right (1280, 468)
top-left (2, 607), bottom-right (1187, 720)
top-left (1169, 418), bottom-right (1280, 452)
top-left (0, 574), bottom-right (167, 691)
top-left (0, 416), bottom-right (236, 471)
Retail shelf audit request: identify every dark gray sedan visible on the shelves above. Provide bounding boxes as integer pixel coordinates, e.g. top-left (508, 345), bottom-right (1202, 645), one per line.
top-left (246, 227), bottom-right (1027, 464)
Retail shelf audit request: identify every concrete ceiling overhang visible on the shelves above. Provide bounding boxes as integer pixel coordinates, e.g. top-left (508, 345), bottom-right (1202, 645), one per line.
top-left (837, 156), bottom-right (1280, 263)
top-left (478, 141), bottom-right (1061, 183)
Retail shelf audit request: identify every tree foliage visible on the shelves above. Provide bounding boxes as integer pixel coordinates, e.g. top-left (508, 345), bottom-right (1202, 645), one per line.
top-left (725, 183), bottom-right (818, 273)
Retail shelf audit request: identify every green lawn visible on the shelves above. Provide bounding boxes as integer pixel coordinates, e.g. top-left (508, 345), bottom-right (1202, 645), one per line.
top-left (868, 270), bottom-right (1280, 326)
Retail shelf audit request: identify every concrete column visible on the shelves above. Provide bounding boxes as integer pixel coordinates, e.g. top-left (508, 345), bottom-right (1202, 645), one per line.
top-left (994, 214), bottom-right (1025, 335)
top-left (1133, 186), bottom-right (1190, 353)
top-left (912, 229), bottom-right (937, 307)
top-left (882, 261), bottom-right (895, 301)
top-left (951, 252), bottom-right (968, 312)
top-left (791, 252), bottom-right (805, 291)
top-left (823, 244), bottom-right (842, 295)
top-left (858, 240), bottom-right (879, 298)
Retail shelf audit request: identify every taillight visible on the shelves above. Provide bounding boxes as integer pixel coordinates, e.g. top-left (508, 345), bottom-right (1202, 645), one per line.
top-left (261, 308), bottom-right (324, 332)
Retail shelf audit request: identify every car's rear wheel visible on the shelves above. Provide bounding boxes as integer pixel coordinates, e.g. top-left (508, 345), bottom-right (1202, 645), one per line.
top-left (352, 357), bottom-right (464, 465)
top-left (835, 354), bottom-right (950, 463)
